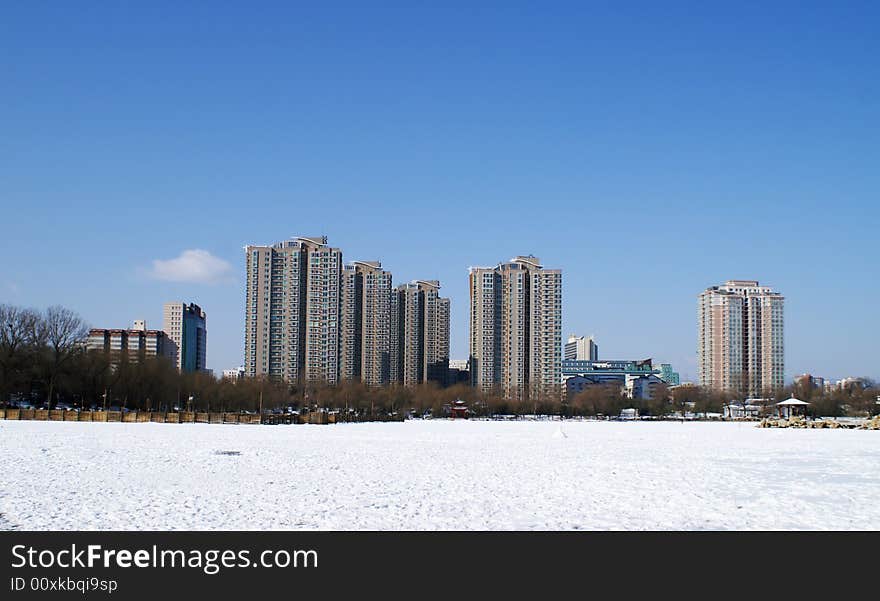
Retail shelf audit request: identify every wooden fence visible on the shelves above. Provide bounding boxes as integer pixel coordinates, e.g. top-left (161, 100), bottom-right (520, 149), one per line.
top-left (0, 409), bottom-right (264, 425)
top-left (0, 408), bottom-right (385, 425)
top-left (0, 407), bottom-right (402, 426)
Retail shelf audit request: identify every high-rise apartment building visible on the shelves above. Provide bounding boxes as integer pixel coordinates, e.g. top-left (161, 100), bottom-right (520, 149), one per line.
top-left (469, 256), bottom-right (562, 400)
top-left (565, 334), bottom-right (598, 361)
top-left (698, 280), bottom-right (784, 396)
top-left (392, 280), bottom-right (450, 387)
top-left (423, 282), bottom-right (451, 386)
top-left (244, 236), bottom-right (342, 383)
top-left (244, 235), bottom-right (451, 388)
top-left (340, 261), bottom-right (394, 386)
top-left (163, 302), bottom-right (207, 372)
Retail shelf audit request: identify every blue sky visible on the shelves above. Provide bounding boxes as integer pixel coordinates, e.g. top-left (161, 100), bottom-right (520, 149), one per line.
top-left (2, 2), bottom-right (877, 381)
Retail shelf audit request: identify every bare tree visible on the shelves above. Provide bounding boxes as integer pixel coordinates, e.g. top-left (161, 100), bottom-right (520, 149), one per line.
top-left (38, 306), bottom-right (89, 409)
top-left (648, 383), bottom-right (669, 418)
top-left (0, 305), bottom-right (40, 404)
top-left (672, 384), bottom-right (700, 419)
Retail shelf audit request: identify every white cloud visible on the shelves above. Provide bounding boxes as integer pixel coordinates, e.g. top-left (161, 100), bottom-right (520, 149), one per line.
top-left (149, 249), bottom-right (234, 284)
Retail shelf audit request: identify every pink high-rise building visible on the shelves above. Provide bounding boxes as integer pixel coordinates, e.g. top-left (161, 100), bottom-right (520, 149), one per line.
top-left (698, 280), bottom-right (784, 396)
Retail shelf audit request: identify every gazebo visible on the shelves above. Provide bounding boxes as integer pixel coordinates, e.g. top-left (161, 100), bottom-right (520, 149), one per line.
top-left (776, 397), bottom-right (810, 419)
top-left (450, 399), bottom-right (469, 419)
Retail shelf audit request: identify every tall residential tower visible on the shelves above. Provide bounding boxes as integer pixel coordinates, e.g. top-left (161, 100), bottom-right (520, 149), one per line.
top-left (469, 256), bottom-right (562, 401)
top-left (392, 280), bottom-right (450, 387)
top-left (340, 260), bottom-right (394, 386)
top-left (698, 280), bottom-right (784, 396)
top-left (244, 237), bottom-right (342, 383)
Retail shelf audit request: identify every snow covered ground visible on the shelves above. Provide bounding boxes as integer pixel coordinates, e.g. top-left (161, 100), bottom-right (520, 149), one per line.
top-left (1, 419), bottom-right (878, 530)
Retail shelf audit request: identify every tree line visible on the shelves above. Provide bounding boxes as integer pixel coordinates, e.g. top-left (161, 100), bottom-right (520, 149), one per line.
top-left (1, 303), bottom-right (877, 418)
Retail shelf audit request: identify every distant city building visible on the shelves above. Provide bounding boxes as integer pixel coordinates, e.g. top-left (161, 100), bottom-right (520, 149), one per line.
top-left (835, 377), bottom-right (868, 390)
top-left (222, 367), bottom-right (245, 380)
top-left (87, 327), bottom-right (176, 364)
top-left (562, 358), bottom-right (654, 383)
top-left (469, 256), bottom-right (562, 400)
top-left (562, 358), bottom-right (678, 400)
top-left (565, 375), bottom-right (602, 397)
top-left (244, 237), bottom-right (342, 383)
top-left (657, 363), bottom-right (680, 386)
top-left (163, 302), bottom-right (207, 372)
top-left (392, 280), bottom-right (450, 387)
top-left (448, 359), bottom-right (470, 385)
top-left (565, 335), bottom-right (598, 361)
top-left (132, 319), bottom-right (146, 331)
top-left (795, 373), bottom-right (825, 390)
top-left (698, 280), bottom-right (784, 396)
top-left (448, 359), bottom-right (469, 370)
top-left (565, 365), bottom-right (671, 401)
top-left (625, 373), bottom-right (667, 400)
top-left (561, 333), bottom-right (681, 389)
top-left (562, 358), bottom-right (675, 392)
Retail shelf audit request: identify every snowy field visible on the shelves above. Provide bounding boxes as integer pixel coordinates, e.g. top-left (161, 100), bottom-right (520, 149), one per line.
top-left (1, 419), bottom-right (879, 530)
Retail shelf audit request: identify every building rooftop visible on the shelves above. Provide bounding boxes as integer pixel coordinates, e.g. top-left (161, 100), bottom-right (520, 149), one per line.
top-left (511, 255), bottom-right (542, 268)
top-left (351, 260), bottom-right (383, 269)
top-left (725, 279), bottom-right (760, 286)
top-left (295, 236), bottom-right (328, 245)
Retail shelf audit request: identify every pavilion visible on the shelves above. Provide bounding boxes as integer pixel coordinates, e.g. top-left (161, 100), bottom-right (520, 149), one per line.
top-left (776, 397), bottom-right (810, 419)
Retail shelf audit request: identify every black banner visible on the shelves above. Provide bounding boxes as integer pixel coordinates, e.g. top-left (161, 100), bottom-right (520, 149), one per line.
top-left (1, 531), bottom-right (875, 598)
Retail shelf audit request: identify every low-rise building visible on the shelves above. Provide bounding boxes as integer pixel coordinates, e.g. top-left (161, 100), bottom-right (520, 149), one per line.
top-left (625, 374), bottom-right (667, 400)
top-left (222, 367), bottom-right (245, 380)
top-left (619, 407), bottom-right (639, 420)
top-left (562, 358), bottom-right (678, 384)
top-left (87, 324), bottom-right (177, 364)
top-left (448, 359), bottom-right (470, 385)
top-left (835, 377), bottom-right (868, 390)
top-left (722, 403), bottom-right (761, 419)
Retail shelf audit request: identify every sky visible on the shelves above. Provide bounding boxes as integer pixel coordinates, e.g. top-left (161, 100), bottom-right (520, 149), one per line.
top-left (1, 2), bottom-right (878, 382)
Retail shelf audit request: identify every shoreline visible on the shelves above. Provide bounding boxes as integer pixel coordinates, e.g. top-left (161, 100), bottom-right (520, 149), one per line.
top-left (0, 407), bottom-right (877, 429)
